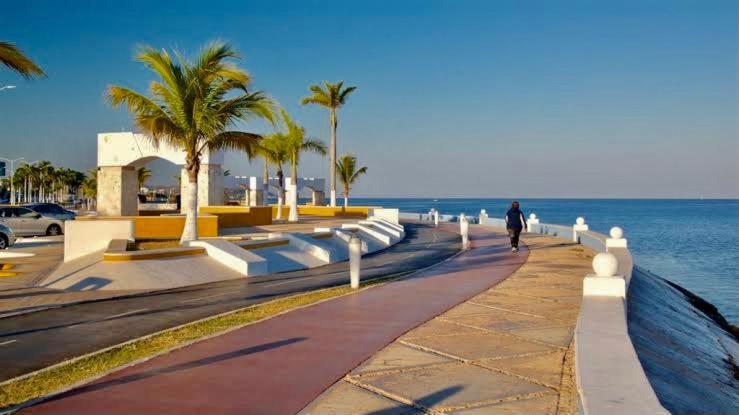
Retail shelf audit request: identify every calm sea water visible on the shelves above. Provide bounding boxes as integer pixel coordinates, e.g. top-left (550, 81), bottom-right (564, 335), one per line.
top-left (352, 198), bottom-right (738, 323)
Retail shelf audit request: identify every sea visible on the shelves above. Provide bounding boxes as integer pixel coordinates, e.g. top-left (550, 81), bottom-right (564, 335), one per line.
top-left (351, 198), bottom-right (738, 324)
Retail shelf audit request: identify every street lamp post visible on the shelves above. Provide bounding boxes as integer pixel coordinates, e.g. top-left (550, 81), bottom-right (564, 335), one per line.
top-left (0, 157), bottom-right (25, 205)
top-left (0, 85), bottom-right (17, 92)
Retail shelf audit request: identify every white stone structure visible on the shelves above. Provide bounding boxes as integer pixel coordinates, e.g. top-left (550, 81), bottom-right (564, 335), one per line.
top-left (97, 132), bottom-right (224, 216)
top-left (573, 216), bottom-right (589, 242)
top-left (527, 213), bottom-right (540, 232)
top-left (606, 226), bottom-right (628, 250)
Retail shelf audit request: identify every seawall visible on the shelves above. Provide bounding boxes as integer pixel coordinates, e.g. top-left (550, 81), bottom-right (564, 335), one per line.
top-left (628, 266), bottom-right (739, 415)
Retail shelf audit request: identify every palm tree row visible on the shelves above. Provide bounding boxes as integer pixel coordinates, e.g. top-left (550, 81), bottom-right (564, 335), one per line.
top-left (5, 162), bottom-right (86, 204)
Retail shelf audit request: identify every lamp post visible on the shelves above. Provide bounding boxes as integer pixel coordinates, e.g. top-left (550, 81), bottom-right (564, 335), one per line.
top-left (0, 157), bottom-right (25, 205)
top-left (0, 85), bottom-right (16, 92)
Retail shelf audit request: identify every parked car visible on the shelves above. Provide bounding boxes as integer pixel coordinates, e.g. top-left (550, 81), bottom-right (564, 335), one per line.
top-left (0, 207), bottom-right (64, 236)
top-left (0, 223), bottom-right (15, 249)
top-left (25, 203), bottom-right (76, 221)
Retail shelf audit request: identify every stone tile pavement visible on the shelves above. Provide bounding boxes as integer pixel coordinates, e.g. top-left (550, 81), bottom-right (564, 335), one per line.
top-left (301, 233), bottom-right (595, 415)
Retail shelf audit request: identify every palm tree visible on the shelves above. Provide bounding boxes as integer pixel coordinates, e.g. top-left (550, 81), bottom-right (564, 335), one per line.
top-left (245, 141), bottom-right (274, 206)
top-left (335, 154), bottom-right (367, 208)
top-left (278, 109), bottom-right (326, 222)
top-left (82, 168), bottom-right (97, 211)
top-left (137, 167), bottom-right (152, 192)
top-left (0, 41), bottom-right (46, 79)
top-left (108, 41), bottom-right (274, 242)
top-left (300, 81), bottom-right (356, 207)
top-left (257, 133), bottom-right (289, 220)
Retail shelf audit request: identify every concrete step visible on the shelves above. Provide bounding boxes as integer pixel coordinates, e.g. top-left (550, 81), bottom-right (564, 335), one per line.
top-left (188, 239), bottom-right (268, 276)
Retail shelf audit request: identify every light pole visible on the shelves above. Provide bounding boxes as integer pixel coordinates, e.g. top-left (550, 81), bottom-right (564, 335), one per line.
top-left (0, 85), bottom-right (16, 92)
top-left (0, 157), bottom-right (25, 205)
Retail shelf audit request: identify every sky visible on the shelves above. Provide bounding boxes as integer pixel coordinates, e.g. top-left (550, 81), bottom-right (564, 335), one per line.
top-left (0, 0), bottom-right (736, 198)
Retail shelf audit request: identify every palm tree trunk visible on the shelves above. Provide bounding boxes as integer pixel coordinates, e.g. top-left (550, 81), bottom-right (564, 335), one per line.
top-left (275, 168), bottom-right (284, 220)
top-left (329, 109), bottom-right (337, 207)
top-left (288, 160), bottom-right (299, 222)
top-left (180, 158), bottom-right (200, 243)
top-left (262, 158), bottom-right (269, 206)
top-left (344, 186), bottom-right (349, 208)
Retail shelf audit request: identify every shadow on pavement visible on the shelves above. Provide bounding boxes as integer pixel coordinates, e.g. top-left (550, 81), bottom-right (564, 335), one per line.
top-left (40, 337), bottom-right (307, 403)
top-left (366, 385), bottom-right (464, 415)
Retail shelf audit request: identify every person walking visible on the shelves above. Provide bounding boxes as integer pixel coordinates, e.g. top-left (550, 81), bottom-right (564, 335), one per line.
top-left (505, 201), bottom-right (527, 252)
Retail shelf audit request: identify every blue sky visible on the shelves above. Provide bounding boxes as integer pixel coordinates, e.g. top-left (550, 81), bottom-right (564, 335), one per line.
top-left (1, 0), bottom-right (736, 197)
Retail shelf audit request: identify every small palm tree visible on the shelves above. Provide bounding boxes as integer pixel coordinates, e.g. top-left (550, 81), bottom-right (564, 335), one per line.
top-left (336, 154), bottom-right (367, 208)
top-left (258, 133), bottom-right (289, 219)
top-left (300, 81), bottom-right (356, 207)
top-left (0, 41), bottom-right (45, 79)
top-left (108, 41), bottom-right (274, 242)
top-left (82, 168), bottom-right (98, 211)
top-left (137, 167), bottom-right (152, 192)
top-left (279, 109), bottom-right (327, 222)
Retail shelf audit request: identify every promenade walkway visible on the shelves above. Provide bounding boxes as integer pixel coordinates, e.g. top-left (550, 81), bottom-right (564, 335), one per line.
top-left (302, 233), bottom-right (593, 414)
top-left (20, 228), bottom-right (591, 415)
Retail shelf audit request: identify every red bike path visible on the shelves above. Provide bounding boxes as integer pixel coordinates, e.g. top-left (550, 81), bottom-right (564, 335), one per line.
top-left (22, 226), bottom-right (527, 415)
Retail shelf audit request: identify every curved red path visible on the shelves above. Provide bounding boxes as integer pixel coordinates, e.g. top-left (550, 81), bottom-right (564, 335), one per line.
top-left (22, 226), bottom-right (527, 415)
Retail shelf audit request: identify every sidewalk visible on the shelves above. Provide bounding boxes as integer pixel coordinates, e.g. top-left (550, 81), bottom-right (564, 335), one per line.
top-left (302, 233), bottom-right (593, 414)
top-left (21, 226), bottom-right (526, 415)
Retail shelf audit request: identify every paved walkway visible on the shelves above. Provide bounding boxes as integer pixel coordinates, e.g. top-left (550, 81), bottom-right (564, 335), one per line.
top-left (0, 223), bottom-right (457, 382)
top-left (21, 226), bottom-right (525, 415)
top-left (301, 233), bottom-right (594, 414)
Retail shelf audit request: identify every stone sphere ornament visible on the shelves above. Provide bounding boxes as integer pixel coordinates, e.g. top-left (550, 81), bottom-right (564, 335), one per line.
top-left (530, 213), bottom-right (537, 220)
top-left (610, 226), bottom-right (624, 239)
top-left (576, 217), bottom-right (585, 225)
top-left (592, 252), bottom-right (619, 277)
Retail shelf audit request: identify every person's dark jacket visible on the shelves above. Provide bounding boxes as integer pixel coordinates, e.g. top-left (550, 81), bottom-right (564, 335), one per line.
top-left (505, 208), bottom-right (527, 230)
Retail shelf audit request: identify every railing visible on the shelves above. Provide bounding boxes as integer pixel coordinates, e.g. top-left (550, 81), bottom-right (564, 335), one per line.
top-left (403, 211), bottom-right (669, 415)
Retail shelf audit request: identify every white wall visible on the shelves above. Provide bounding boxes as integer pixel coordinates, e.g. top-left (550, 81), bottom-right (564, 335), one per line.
top-left (64, 220), bottom-right (135, 262)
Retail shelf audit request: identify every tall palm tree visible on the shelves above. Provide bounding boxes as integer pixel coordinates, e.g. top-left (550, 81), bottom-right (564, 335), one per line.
top-left (335, 154), bottom-right (368, 208)
top-left (257, 133), bottom-right (289, 219)
top-left (278, 109), bottom-right (326, 222)
top-left (300, 81), bottom-right (356, 207)
top-left (0, 41), bottom-right (46, 79)
top-left (108, 41), bottom-right (274, 242)
top-left (137, 167), bottom-right (152, 192)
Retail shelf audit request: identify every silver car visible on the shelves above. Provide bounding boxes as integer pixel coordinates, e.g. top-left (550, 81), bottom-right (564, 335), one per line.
top-left (0, 223), bottom-right (15, 249)
top-left (0, 206), bottom-right (65, 237)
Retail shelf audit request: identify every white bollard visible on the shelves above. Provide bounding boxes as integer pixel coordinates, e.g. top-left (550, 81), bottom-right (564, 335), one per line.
top-left (527, 213), bottom-right (539, 232)
top-left (573, 216), bottom-right (589, 242)
top-left (583, 252), bottom-right (625, 297)
top-left (606, 226), bottom-right (628, 250)
top-left (349, 235), bottom-right (362, 289)
top-left (479, 209), bottom-right (488, 224)
top-left (460, 215), bottom-right (470, 249)
top-left (434, 210), bottom-right (439, 227)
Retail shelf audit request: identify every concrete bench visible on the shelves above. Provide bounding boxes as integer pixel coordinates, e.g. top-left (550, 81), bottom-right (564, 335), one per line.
top-left (103, 246), bottom-right (206, 262)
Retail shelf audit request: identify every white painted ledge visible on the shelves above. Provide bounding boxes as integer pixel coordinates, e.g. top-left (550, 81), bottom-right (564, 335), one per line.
top-left (188, 239), bottom-right (267, 276)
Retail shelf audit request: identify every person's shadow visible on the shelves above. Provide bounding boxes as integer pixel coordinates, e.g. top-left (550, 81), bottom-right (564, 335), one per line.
top-left (366, 385), bottom-right (464, 415)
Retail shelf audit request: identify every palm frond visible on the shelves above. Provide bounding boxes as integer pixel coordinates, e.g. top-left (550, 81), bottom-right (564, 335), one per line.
top-left (0, 41), bottom-right (45, 79)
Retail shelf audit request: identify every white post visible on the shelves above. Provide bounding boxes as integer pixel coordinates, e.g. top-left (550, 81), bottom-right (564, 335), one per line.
top-left (460, 214), bottom-right (469, 249)
top-left (583, 252), bottom-right (625, 297)
top-left (479, 209), bottom-right (488, 224)
top-left (527, 213), bottom-right (539, 233)
top-left (573, 217), bottom-right (589, 242)
top-left (349, 235), bottom-right (361, 289)
top-left (434, 210), bottom-right (439, 227)
top-left (606, 226), bottom-right (628, 250)
top-left (428, 209), bottom-right (435, 222)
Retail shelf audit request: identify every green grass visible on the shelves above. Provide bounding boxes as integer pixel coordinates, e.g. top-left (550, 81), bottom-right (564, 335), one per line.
top-left (0, 272), bottom-right (409, 410)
